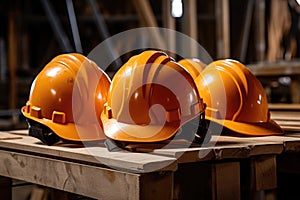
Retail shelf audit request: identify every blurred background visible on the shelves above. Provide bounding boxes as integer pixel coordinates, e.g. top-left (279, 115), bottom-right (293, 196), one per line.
top-left (0, 0), bottom-right (300, 130)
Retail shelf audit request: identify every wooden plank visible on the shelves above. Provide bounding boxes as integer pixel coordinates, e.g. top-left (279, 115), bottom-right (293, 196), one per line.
top-left (243, 134), bottom-right (300, 153)
top-left (272, 120), bottom-right (300, 126)
top-left (212, 136), bottom-right (283, 158)
top-left (0, 149), bottom-right (173, 200)
top-left (281, 134), bottom-right (300, 152)
top-left (0, 176), bottom-right (12, 200)
top-left (174, 162), bottom-right (240, 200)
top-left (269, 104), bottom-right (300, 110)
top-left (247, 61), bottom-right (300, 76)
top-left (0, 131), bottom-right (177, 173)
top-left (0, 131), bottom-right (22, 140)
top-left (131, 135), bottom-right (283, 162)
top-left (127, 141), bottom-right (214, 163)
top-left (278, 125), bottom-right (300, 131)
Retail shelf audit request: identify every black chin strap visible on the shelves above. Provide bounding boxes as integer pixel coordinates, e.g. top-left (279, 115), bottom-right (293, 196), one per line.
top-left (26, 119), bottom-right (60, 145)
top-left (104, 138), bottom-right (129, 152)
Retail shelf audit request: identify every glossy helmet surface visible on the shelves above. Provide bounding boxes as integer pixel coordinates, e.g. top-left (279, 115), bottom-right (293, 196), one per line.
top-left (22, 53), bottom-right (111, 143)
top-left (194, 59), bottom-right (283, 136)
top-left (101, 50), bottom-right (206, 142)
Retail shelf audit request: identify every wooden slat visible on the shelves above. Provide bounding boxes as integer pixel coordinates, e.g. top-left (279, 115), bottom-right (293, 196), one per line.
top-left (269, 104), bottom-right (300, 111)
top-left (273, 120), bottom-right (300, 126)
top-left (0, 149), bottom-right (173, 200)
top-left (0, 131), bottom-right (177, 173)
top-left (270, 110), bottom-right (300, 131)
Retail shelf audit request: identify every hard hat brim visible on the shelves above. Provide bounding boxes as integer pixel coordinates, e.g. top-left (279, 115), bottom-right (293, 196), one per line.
top-left (22, 106), bottom-right (107, 141)
top-left (207, 116), bottom-right (284, 136)
top-left (101, 112), bottom-right (181, 142)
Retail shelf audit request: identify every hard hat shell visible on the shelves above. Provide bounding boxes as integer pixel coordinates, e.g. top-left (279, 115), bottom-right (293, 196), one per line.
top-left (22, 53), bottom-right (111, 141)
top-left (178, 58), bottom-right (206, 79)
top-left (101, 50), bottom-right (206, 142)
top-left (195, 59), bottom-right (283, 136)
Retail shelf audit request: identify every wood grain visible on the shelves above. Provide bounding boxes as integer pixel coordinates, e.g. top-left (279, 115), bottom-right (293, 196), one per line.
top-left (0, 150), bottom-right (173, 200)
top-left (1, 131), bottom-right (177, 173)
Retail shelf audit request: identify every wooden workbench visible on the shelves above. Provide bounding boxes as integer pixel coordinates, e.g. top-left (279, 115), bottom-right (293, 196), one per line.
top-left (0, 122), bottom-right (300, 199)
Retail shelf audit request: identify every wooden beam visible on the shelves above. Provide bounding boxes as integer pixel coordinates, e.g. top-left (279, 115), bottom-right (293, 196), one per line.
top-left (132, 0), bottom-right (167, 50)
top-left (0, 150), bottom-right (174, 199)
top-left (215, 0), bottom-right (230, 58)
top-left (0, 131), bottom-right (177, 173)
top-left (8, 12), bottom-right (17, 109)
top-left (182, 0), bottom-right (198, 57)
top-left (162, 0), bottom-right (176, 55)
top-left (254, 0), bottom-right (266, 61)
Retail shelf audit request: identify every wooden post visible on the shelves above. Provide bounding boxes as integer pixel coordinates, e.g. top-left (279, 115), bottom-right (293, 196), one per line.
top-left (241, 155), bottom-right (277, 200)
top-left (162, 0), bottom-right (176, 55)
top-left (215, 0), bottom-right (230, 58)
top-left (254, 0), bottom-right (266, 61)
top-left (8, 11), bottom-right (17, 109)
top-left (174, 162), bottom-right (240, 200)
top-left (182, 0), bottom-right (198, 57)
top-left (140, 172), bottom-right (174, 200)
top-left (0, 176), bottom-right (12, 200)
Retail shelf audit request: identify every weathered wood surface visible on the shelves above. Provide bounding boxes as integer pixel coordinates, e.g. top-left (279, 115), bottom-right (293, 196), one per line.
top-left (129, 135), bottom-right (284, 163)
top-left (0, 130), bottom-right (177, 173)
top-left (0, 131), bottom-right (22, 140)
top-left (0, 150), bottom-right (173, 200)
top-left (5, 129), bottom-right (300, 163)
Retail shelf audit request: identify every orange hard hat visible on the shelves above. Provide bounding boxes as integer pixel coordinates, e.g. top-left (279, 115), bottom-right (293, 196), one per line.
top-left (178, 58), bottom-right (206, 79)
top-left (101, 50), bottom-right (206, 142)
top-left (22, 53), bottom-right (111, 143)
top-left (195, 59), bottom-right (283, 136)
